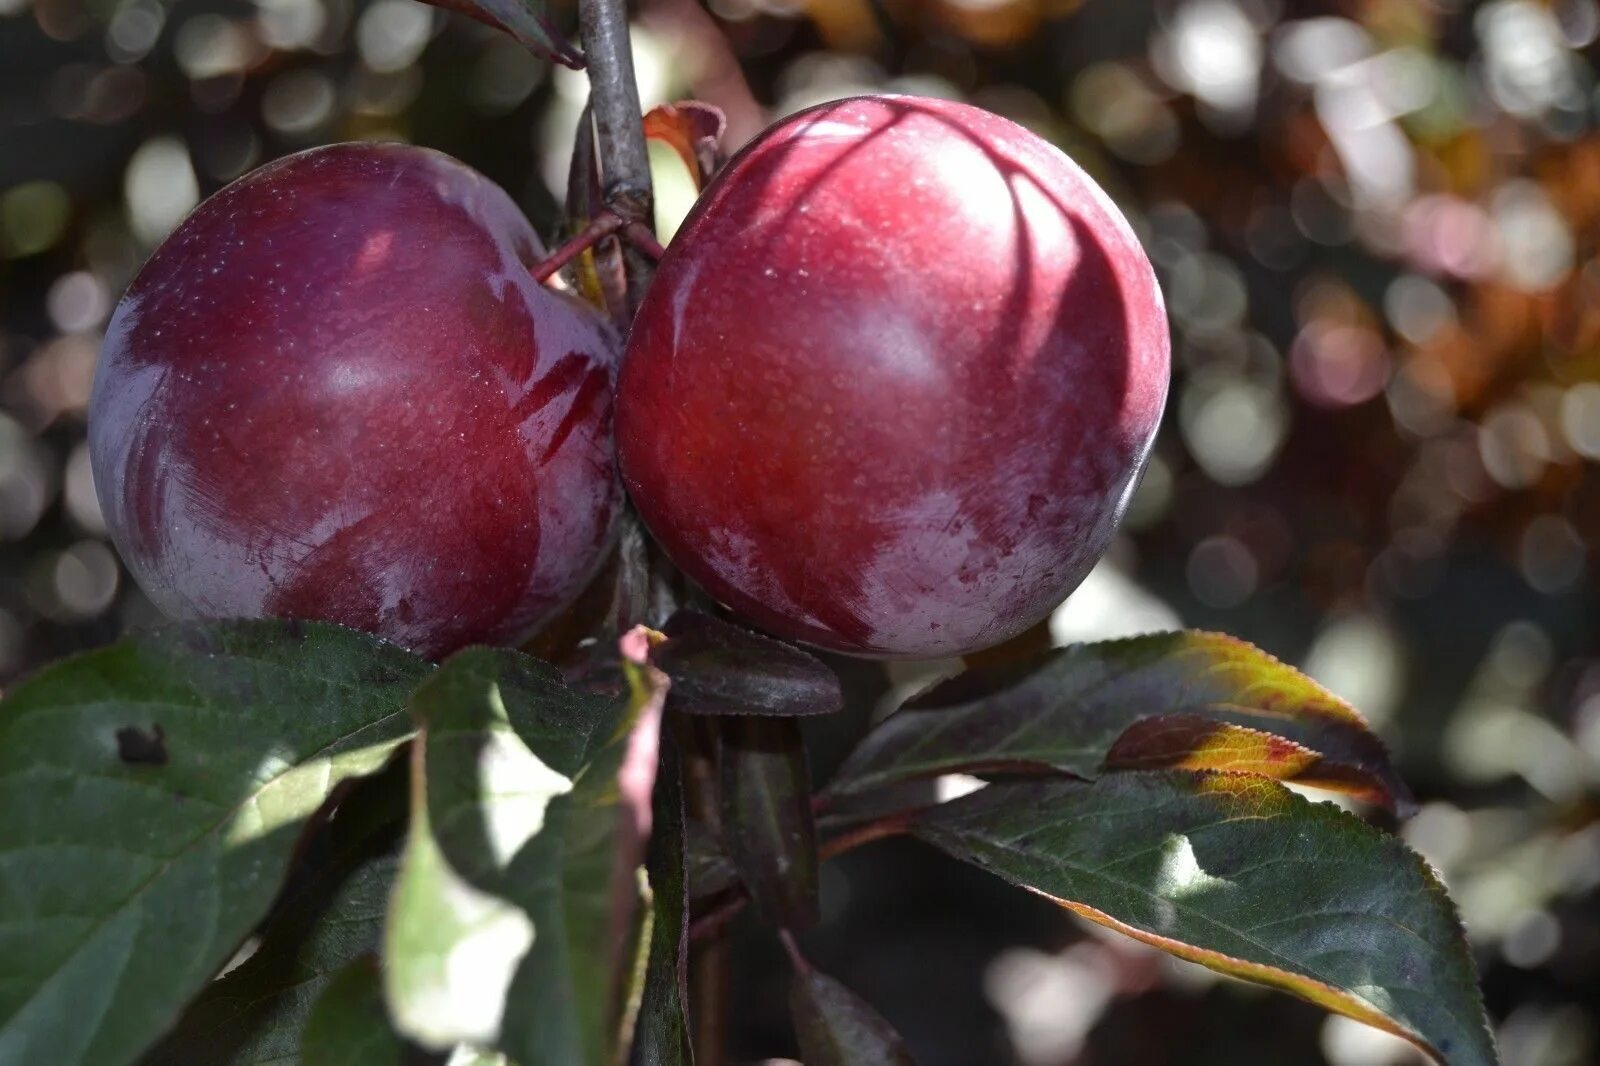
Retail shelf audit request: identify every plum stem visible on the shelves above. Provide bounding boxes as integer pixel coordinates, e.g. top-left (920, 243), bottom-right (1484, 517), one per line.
top-left (577, 0), bottom-right (656, 315)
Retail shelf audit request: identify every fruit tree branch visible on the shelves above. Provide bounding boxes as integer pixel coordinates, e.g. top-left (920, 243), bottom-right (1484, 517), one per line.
top-left (578, 0), bottom-right (656, 314)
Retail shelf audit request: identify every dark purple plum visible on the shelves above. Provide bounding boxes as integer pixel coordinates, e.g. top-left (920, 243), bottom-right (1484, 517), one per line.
top-left (90, 142), bottom-right (622, 659)
top-left (616, 95), bottom-right (1170, 658)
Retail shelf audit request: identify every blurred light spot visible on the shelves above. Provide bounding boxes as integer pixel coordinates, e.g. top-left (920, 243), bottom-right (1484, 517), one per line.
top-left (47, 271), bottom-right (108, 333)
top-left (52, 540), bottom-right (119, 619)
top-left (1244, 203), bottom-right (1304, 270)
top-left (14, 335), bottom-right (98, 425)
top-left (1165, 252), bottom-right (1248, 334)
top-left (1518, 515), bottom-right (1586, 594)
top-left (1303, 614), bottom-right (1404, 729)
top-left (1, 182), bottom-right (71, 258)
top-left (174, 14), bottom-right (256, 79)
top-left (1070, 63), bottom-right (1179, 165)
top-left (106, 0), bottom-right (164, 62)
top-left (125, 138), bottom-right (199, 246)
top-left (985, 945), bottom-right (1115, 1065)
top-left (1384, 274), bottom-right (1455, 344)
top-left (1050, 558), bottom-right (1182, 644)
top-left (1403, 802), bottom-right (1472, 874)
top-left (195, 124), bottom-right (261, 182)
top-left (1180, 375), bottom-right (1287, 485)
top-left (1560, 382), bottom-right (1600, 459)
top-left (1289, 322), bottom-right (1389, 408)
top-left (63, 443), bottom-right (105, 534)
top-left (0, 609), bottom-right (22, 679)
top-left (1153, 0), bottom-right (1262, 130)
top-left (255, 0), bottom-right (325, 50)
top-left (472, 35), bottom-right (544, 114)
top-left (1479, 0), bottom-right (1585, 118)
top-left (0, 0), bottom-right (30, 15)
top-left (1493, 181), bottom-right (1574, 291)
top-left (1186, 535), bottom-right (1258, 609)
top-left (0, 413), bottom-right (58, 539)
top-left (1290, 177), bottom-right (1352, 245)
top-left (356, 0), bottom-right (432, 73)
top-left (1273, 18), bottom-right (1371, 84)
top-left (775, 52), bottom-right (886, 114)
top-left (262, 68), bottom-right (336, 135)
top-left (1321, 1014), bottom-right (1423, 1066)
top-left (1478, 404), bottom-right (1550, 489)
top-left (1555, 0), bottom-right (1600, 45)
top-left (1403, 195), bottom-right (1496, 279)
top-left (351, 67), bottom-right (422, 117)
top-left (1503, 909), bottom-right (1561, 968)
top-left (1497, 1004), bottom-right (1596, 1066)
top-left (1386, 356), bottom-right (1456, 437)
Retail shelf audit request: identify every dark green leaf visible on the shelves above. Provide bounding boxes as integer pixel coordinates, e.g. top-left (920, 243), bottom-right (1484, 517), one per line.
top-left (789, 960), bottom-right (914, 1066)
top-left (143, 758), bottom-right (408, 1065)
top-left (301, 958), bottom-right (404, 1066)
top-left (0, 620), bottom-right (429, 1066)
top-left (630, 735), bottom-right (693, 1066)
top-left (421, 0), bottom-right (581, 68)
top-left (914, 772), bottom-right (1495, 1065)
top-left (384, 646), bottom-right (635, 1066)
top-left (654, 610), bottom-right (842, 717)
top-left (720, 717), bottom-right (819, 930)
top-left (828, 632), bottom-right (1411, 813)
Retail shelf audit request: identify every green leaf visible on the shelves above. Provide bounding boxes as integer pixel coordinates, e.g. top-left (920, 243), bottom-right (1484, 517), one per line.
top-left (653, 610), bottom-right (842, 718)
top-left (789, 964), bottom-right (914, 1066)
top-left (142, 757), bottom-right (407, 1066)
top-left (0, 620), bottom-right (430, 1066)
top-left (420, 0), bottom-right (582, 68)
top-left (914, 772), bottom-right (1495, 1065)
top-left (384, 646), bottom-right (632, 1066)
top-left (719, 717), bottom-right (819, 930)
top-left (630, 735), bottom-right (693, 1066)
top-left (827, 632), bottom-right (1411, 813)
top-left (301, 958), bottom-right (404, 1066)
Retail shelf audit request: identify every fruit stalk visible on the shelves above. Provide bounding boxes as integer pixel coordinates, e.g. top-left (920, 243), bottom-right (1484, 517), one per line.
top-left (577, 0), bottom-right (656, 312)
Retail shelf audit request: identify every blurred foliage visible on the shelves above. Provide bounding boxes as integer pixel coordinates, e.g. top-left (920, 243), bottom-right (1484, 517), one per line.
top-left (1, 0), bottom-right (1598, 1062)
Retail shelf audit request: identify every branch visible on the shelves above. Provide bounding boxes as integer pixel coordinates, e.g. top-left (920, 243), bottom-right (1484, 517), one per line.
top-left (578, 0), bottom-right (656, 315)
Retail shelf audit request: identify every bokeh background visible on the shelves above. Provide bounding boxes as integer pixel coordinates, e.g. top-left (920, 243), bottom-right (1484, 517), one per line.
top-left (2, 0), bottom-right (1598, 1062)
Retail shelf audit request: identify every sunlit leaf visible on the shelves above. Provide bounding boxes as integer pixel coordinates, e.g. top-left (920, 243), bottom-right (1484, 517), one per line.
top-left (384, 646), bottom-right (637, 1065)
top-left (914, 772), bottom-right (1495, 1065)
top-left (828, 631), bottom-right (1411, 813)
top-left (0, 620), bottom-right (429, 1066)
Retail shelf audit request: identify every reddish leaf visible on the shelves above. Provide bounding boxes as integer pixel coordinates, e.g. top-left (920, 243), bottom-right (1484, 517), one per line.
top-left (643, 101), bottom-right (728, 191)
top-left (653, 609), bottom-right (842, 717)
top-left (422, 0), bottom-right (581, 68)
top-left (827, 631), bottom-right (1412, 814)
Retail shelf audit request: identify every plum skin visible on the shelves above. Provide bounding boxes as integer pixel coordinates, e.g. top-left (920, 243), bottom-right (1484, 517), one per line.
top-left (616, 95), bottom-right (1170, 658)
top-left (89, 142), bottom-right (622, 659)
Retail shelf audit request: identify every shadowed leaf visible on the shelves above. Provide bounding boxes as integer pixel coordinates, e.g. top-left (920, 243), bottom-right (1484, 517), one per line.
top-left (828, 631), bottom-right (1411, 813)
top-left (384, 646), bottom-right (645, 1066)
top-left (630, 734), bottom-right (693, 1065)
top-left (420, 0), bottom-right (581, 68)
top-left (720, 717), bottom-right (819, 929)
top-left (0, 620), bottom-right (430, 1066)
top-left (788, 960), bottom-right (914, 1066)
top-left (914, 772), bottom-right (1494, 1065)
top-left (300, 958), bottom-right (404, 1066)
top-left (654, 610), bottom-right (842, 717)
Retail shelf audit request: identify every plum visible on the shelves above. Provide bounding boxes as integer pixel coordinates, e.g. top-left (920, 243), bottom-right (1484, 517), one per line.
top-left (90, 142), bottom-right (622, 659)
top-left (616, 95), bottom-right (1170, 658)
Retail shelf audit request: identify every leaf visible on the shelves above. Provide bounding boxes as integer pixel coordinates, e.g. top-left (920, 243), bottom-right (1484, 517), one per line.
top-left (142, 758), bottom-right (408, 1065)
top-left (630, 734), bottom-right (693, 1066)
top-left (0, 620), bottom-right (430, 1066)
top-left (720, 717), bottom-right (819, 930)
top-left (913, 772), bottom-right (1496, 1065)
top-left (827, 631), bottom-right (1411, 814)
top-left (788, 958), bottom-right (914, 1066)
top-left (300, 958), bottom-right (404, 1066)
top-left (421, 0), bottom-right (581, 68)
top-left (642, 102), bottom-right (727, 191)
top-left (384, 645), bottom-right (638, 1066)
top-left (654, 610), bottom-right (842, 717)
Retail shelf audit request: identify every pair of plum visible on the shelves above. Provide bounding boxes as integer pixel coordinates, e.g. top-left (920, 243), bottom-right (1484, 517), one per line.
top-left (89, 95), bottom-right (1170, 661)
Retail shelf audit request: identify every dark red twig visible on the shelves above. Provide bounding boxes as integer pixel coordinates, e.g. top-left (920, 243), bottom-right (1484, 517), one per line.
top-left (531, 213), bottom-right (625, 284)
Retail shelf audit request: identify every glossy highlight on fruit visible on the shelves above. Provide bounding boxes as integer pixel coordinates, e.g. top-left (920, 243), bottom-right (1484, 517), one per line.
top-left (90, 143), bottom-right (622, 659)
top-left (617, 95), bottom-right (1170, 658)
